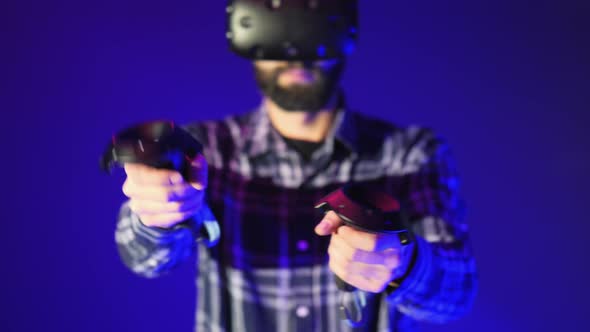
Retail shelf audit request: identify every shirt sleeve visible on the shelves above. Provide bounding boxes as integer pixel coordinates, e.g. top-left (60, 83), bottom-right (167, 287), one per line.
top-left (114, 200), bottom-right (217, 278)
top-left (386, 131), bottom-right (478, 323)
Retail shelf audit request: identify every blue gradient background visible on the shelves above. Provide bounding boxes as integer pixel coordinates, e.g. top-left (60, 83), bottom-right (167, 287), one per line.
top-left (2, 0), bottom-right (589, 331)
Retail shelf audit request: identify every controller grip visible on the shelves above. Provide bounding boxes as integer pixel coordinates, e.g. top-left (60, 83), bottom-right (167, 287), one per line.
top-left (101, 120), bottom-right (219, 247)
top-left (315, 184), bottom-right (413, 327)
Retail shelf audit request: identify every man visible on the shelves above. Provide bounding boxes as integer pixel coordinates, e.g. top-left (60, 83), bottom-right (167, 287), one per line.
top-left (114, 2), bottom-right (477, 330)
top-left (114, 56), bottom-right (477, 331)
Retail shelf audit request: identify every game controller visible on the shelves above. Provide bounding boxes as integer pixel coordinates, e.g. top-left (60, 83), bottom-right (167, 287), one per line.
top-left (315, 184), bottom-right (413, 327)
top-left (100, 120), bottom-right (220, 247)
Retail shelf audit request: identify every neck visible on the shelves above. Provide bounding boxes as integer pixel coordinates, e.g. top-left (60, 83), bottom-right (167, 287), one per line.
top-left (264, 93), bottom-right (340, 143)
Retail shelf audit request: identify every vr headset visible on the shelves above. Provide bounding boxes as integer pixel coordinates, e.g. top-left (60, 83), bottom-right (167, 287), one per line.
top-left (226, 0), bottom-right (358, 60)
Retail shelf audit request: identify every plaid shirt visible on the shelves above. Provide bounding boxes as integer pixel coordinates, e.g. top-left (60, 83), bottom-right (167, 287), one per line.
top-left (115, 106), bottom-right (477, 332)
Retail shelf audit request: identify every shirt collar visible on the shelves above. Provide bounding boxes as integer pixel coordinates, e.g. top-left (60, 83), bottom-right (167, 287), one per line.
top-left (243, 96), bottom-right (361, 160)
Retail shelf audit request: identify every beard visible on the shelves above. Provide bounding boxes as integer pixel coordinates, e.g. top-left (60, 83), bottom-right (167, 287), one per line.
top-left (254, 61), bottom-right (345, 112)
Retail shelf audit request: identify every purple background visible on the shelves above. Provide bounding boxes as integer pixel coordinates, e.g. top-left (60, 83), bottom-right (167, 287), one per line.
top-left (3, 0), bottom-right (589, 331)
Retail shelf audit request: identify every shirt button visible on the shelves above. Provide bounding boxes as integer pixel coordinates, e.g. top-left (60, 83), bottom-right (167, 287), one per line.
top-left (296, 305), bottom-right (310, 318)
top-left (296, 240), bottom-right (309, 252)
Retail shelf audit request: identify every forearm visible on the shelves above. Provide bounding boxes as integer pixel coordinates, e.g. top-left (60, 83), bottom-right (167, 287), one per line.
top-left (387, 232), bottom-right (478, 323)
top-left (114, 201), bottom-right (198, 278)
top-left (383, 133), bottom-right (478, 322)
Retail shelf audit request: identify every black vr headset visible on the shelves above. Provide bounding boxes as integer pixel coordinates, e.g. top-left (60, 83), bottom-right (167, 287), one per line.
top-left (226, 0), bottom-right (358, 60)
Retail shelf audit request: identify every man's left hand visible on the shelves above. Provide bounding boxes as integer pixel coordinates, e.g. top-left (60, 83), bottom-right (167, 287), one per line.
top-left (315, 211), bottom-right (415, 293)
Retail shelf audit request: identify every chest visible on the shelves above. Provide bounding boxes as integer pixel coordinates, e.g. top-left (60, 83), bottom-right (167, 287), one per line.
top-left (206, 164), bottom-right (408, 269)
top-left (206, 168), bottom-right (335, 268)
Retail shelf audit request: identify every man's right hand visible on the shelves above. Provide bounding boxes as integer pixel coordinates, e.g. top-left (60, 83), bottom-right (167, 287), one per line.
top-left (121, 154), bottom-right (208, 229)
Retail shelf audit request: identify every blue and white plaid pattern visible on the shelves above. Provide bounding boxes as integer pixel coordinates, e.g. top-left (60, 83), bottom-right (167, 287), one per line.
top-left (115, 106), bottom-right (477, 331)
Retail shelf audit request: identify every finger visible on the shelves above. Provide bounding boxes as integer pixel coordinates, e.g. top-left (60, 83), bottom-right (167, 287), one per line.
top-left (365, 279), bottom-right (389, 293)
top-left (329, 248), bottom-right (393, 293)
top-left (124, 163), bottom-right (184, 186)
top-left (380, 248), bottom-right (403, 271)
top-left (314, 211), bottom-right (344, 236)
top-left (328, 241), bottom-right (393, 281)
top-left (129, 196), bottom-right (202, 216)
top-left (188, 154), bottom-right (208, 190)
top-left (122, 180), bottom-right (200, 202)
top-left (139, 211), bottom-right (197, 228)
top-left (328, 256), bottom-right (377, 292)
top-left (330, 232), bottom-right (386, 265)
top-left (336, 225), bottom-right (401, 252)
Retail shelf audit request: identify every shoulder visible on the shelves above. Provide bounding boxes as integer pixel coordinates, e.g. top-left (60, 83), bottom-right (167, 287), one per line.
top-left (348, 111), bottom-right (443, 153)
top-left (181, 110), bottom-right (258, 168)
top-left (345, 111), bottom-right (457, 176)
top-left (182, 110), bottom-right (257, 146)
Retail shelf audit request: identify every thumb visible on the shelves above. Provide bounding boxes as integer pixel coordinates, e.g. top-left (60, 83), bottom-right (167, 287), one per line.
top-left (314, 211), bottom-right (344, 236)
top-left (188, 154), bottom-right (208, 190)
